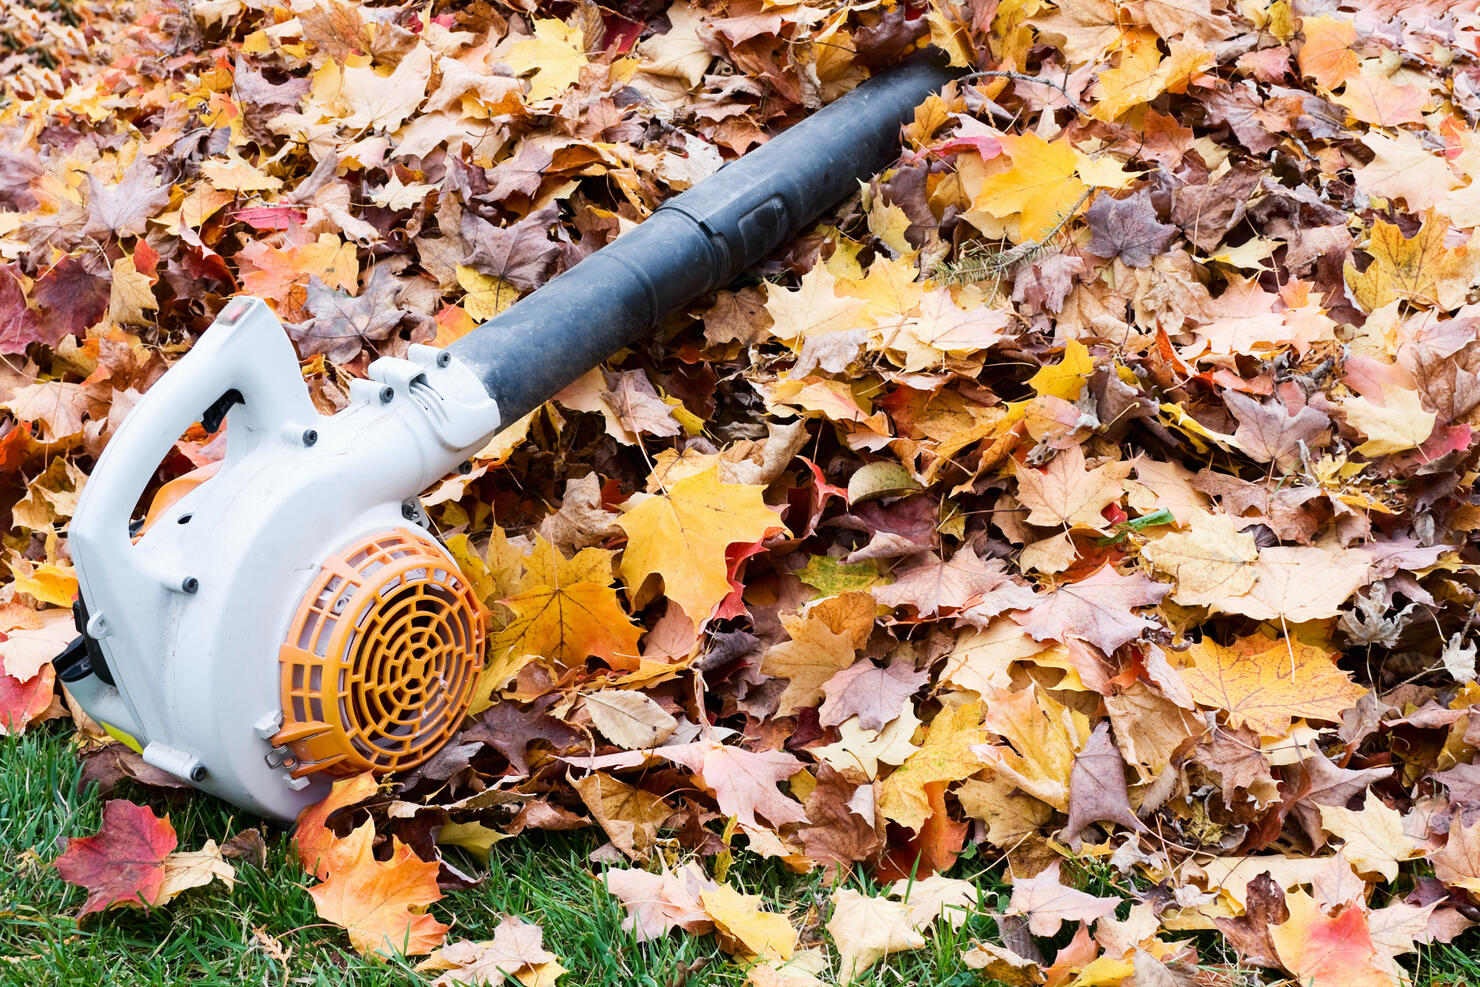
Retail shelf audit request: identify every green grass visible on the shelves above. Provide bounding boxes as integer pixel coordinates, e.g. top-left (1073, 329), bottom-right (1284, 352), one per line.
top-left (0, 724), bottom-right (1012, 986)
top-left (7, 723), bottom-right (1479, 986)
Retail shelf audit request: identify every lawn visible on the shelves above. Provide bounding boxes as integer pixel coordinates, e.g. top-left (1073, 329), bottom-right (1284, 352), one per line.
top-left (6, 723), bottom-right (1480, 986)
top-left (0, 723), bottom-right (1016, 986)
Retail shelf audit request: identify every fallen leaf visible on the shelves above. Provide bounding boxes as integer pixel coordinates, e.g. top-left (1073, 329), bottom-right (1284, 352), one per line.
top-left (1061, 721), bottom-right (1147, 845)
top-left (489, 540), bottom-right (643, 677)
top-left (618, 467), bottom-right (782, 622)
top-left (1140, 510), bottom-right (1259, 607)
top-left (880, 701), bottom-right (985, 830)
top-left (817, 658), bottom-right (927, 730)
top-left (1015, 443), bottom-right (1131, 530)
top-left (888, 873), bottom-right (979, 931)
top-left (701, 885), bottom-right (797, 961)
top-left (811, 707), bottom-right (921, 779)
top-left (294, 772), bottom-right (379, 881)
top-left (584, 689), bottom-right (678, 749)
top-left (308, 821), bottom-right (449, 957)
top-left (658, 740), bottom-right (808, 830)
top-left (1298, 16), bottom-right (1360, 89)
top-left (1012, 566), bottom-right (1170, 654)
top-left (53, 799), bottom-right (177, 916)
top-left (601, 863), bottom-right (716, 942)
top-left (1006, 861), bottom-right (1121, 936)
top-left (0, 608), bottom-right (75, 682)
top-left (1318, 796), bottom-right (1420, 882)
top-left (572, 772), bottom-right (672, 860)
top-left (340, 44), bottom-right (433, 132)
top-left (1182, 633), bottom-right (1367, 736)
top-left (507, 19), bottom-right (588, 101)
top-left (1268, 889), bottom-right (1393, 987)
top-left (1432, 815), bottom-right (1480, 893)
top-left (155, 840), bottom-right (236, 902)
top-left (1084, 189), bottom-right (1176, 266)
top-left (761, 593), bottom-right (875, 714)
top-left (972, 133), bottom-right (1090, 241)
top-left (417, 916), bottom-right (561, 987)
top-left (1344, 385), bottom-right (1437, 456)
top-left (827, 888), bottom-right (927, 984)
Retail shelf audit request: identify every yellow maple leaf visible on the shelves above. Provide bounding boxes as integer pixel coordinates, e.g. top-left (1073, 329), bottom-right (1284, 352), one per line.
top-left (760, 592), bottom-right (875, 714)
top-left (485, 539), bottom-right (643, 687)
top-left (508, 19), bottom-right (588, 102)
top-left (105, 255), bottom-right (158, 328)
top-left (455, 264), bottom-right (519, 322)
top-left (972, 133), bottom-right (1090, 241)
top-left (977, 684), bottom-right (1091, 810)
top-left (1026, 338), bottom-right (1094, 401)
top-left (1344, 385), bottom-right (1437, 456)
top-left (617, 467), bottom-right (781, 621)
top-left (199, 152), bottom-right (283, 193)
top-left (10, 557), bottom-right (78, 608)
top-left (879, 700), bottom-right (985, 830)
top-left (700, 885), bottom-right (797, 961)
top-left (1092, 30), bottom-right (1162, 117)
top-left (1318, 798), bottom-right (1420, 882)
top-left (1182, 633), bottom-right (1368, 737)
top-left (1342, 215), bottom-right (1480, 312)
top-left (867, 199), bottom-right (915, 259)
top-left (763, 264), bottom-right (867, 346)
top-left (1140, 510), bottom-right (1259, 607)
top-left (812, 707), bottom-right (921, 779)
top-left (1090, 30), bottom-right (1214, 121)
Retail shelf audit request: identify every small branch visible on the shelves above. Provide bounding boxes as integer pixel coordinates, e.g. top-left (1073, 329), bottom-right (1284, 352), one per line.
top-left (954, 69), bottom-right (1088, 117)
top-left (929, 186), bottom-right (1093, 288)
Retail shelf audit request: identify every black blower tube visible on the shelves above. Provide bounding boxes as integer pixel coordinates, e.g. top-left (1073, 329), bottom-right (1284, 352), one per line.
top-left (446, 54), bottom-right (958, 424)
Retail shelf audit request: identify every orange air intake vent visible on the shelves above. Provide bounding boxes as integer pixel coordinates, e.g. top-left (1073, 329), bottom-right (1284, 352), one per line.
top-left (274, 529), bottom-right (485, 777)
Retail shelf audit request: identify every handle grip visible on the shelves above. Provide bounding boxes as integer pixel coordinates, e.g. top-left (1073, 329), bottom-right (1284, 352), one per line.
top-left (71, 297), bottom-right (318, 566)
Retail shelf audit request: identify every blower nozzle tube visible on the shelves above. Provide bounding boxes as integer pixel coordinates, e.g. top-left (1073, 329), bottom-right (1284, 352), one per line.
top-left (445, 54), bottom-right (957, 424)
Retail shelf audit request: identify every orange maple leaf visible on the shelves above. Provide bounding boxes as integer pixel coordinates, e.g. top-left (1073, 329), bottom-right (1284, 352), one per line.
top-left (1181, 633), bottom-right (1367, 737)
top-left (308, 820), bottom-right (449, 956)
top-left (1297, 16), bottom-right (1360, 89)
top-left (293, 772), bottom-right (379, 881)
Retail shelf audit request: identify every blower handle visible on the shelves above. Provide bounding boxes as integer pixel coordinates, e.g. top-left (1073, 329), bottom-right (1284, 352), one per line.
top-left (446, 53), bottom-right (957, 424)
top-left (70, 297), bottom-right (320, 574)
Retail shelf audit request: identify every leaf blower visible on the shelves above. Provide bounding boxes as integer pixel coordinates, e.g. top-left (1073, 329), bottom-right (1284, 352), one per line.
top-left (54, 56), bottom-right (956, 820)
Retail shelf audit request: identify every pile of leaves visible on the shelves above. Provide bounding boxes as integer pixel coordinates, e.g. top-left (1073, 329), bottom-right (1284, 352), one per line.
top-left (6, 0), bottom-right (1480, 982)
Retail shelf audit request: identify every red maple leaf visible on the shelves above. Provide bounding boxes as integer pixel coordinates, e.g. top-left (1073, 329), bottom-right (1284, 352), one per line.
top-left (53, 799), bottom-right (177, 915)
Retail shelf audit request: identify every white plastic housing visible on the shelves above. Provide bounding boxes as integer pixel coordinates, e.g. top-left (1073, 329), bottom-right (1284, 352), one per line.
top-left (67, 297), bottom-right (500, 820)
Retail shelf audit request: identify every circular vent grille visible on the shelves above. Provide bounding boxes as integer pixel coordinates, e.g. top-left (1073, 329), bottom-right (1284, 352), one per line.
top-left (274, 529), bottom-right (485, 777)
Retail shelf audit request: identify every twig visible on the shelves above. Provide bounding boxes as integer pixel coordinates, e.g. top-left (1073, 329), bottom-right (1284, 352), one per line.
top-left (955, 69), bottom-right (1088, 117)
top-left (928, 186), bottom-right (1092, 288)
